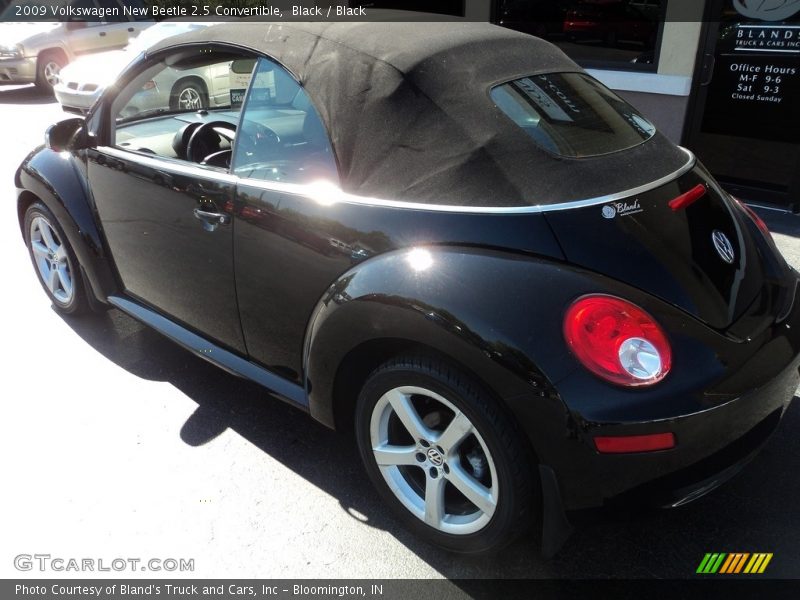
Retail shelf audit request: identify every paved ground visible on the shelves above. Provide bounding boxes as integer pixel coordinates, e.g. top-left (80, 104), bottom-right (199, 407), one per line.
top-left (1, 84), bottom-right (799, 581)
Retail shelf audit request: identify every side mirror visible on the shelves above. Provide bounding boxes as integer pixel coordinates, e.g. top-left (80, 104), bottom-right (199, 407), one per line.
top-left (45, 117), bottom-right (91, 152)
top-left (65, 21), bottom-right (87, 31)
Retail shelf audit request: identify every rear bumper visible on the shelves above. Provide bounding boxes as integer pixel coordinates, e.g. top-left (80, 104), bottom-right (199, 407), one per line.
top-left (604, 371), bottom-right (795, 508)
top-left (545, 274), bottom-right (800, 510)
top-left (557, 358), bottom-right (798, 511)
top-left (0, 57), bottom-right (36, 84)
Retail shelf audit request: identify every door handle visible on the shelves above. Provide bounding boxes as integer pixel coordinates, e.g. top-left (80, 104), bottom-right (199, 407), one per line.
top-left (194, 208), bottom-right (229, 225)
top-left (128, 27), bottom-right (134, 33)
top-left (99, 31), bottom-right (106, 36)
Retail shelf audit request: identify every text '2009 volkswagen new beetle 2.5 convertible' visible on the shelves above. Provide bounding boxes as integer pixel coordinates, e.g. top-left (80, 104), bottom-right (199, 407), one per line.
top-left (16, 22), bottom-right (800, 555)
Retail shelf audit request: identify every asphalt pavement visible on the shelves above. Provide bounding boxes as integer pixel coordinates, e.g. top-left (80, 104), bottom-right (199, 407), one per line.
top-left (1, 84), bottom-right (799, 581)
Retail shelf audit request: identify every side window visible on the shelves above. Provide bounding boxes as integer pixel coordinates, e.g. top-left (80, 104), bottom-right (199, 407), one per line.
top-left (232, 58), bottom-right (338, 185)
top-left (110, 53), bottom-right (251, 166)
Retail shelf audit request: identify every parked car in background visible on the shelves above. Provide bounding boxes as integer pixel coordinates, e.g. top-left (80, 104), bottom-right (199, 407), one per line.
top-left (55, 21), bottom-right (214, 114)
top-left (0, 0), bottom-right (148, 91)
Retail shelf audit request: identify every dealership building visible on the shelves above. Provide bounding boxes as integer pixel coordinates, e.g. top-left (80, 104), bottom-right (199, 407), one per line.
top-left (376, 0), bottom-right (799, 210)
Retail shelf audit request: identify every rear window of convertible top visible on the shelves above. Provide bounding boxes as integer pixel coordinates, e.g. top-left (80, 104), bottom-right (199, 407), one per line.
top-left (490, 72), bottom-right (656, 158)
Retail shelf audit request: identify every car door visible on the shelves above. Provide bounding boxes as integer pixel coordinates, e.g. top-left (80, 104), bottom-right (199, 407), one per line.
top-left (93, 0), bottom-right (148, 48)
top-left (230, 57), bottom-right (340, 382)
top-left (86, 49), bottom-right (249, 353)
top-left (65, 1), bottom-right (137, 55)
top-left (207, 62), bottom-right (233, 106)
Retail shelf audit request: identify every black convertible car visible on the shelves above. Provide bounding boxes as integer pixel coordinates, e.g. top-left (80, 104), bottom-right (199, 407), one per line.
top-left (16, 22), bottom-right (800, 555)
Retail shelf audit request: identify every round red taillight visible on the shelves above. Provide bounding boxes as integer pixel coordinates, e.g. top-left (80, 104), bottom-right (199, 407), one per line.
top-left (563, 295), bottom-right (672, 387)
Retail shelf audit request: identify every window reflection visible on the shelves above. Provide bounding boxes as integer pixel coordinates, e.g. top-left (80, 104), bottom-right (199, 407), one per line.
top-left (232, 58), bottom-right (339, 185)
top-left (496, 0), bottom-right (664, 70)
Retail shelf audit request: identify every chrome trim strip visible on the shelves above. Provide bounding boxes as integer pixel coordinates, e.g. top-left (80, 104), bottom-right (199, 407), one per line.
top-left (99, 146), bottom-right (696, 214)
top-left (101, 146), bottom-right (239, 184)
top-left (536, 146), bottom-right (697, 212)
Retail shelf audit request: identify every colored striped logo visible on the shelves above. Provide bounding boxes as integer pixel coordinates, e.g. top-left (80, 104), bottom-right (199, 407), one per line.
top-left (696, 553), bottom-right (773, 574)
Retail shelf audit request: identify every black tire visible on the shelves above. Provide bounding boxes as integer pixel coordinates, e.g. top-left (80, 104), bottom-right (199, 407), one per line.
top-left (170, 80), bottom-right (208, 111)
top-left (23, 202), bottom-right (89, 316)
top-left (355, 355), bottom-right (538, 554)
top-left (35, 51), bottom-right (66, 93)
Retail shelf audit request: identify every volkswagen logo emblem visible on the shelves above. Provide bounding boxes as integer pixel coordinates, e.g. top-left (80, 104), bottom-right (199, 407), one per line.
top-left (426, 447), bottom-right (444, 466)
top-left (712, 230), bottom-right (735, 264)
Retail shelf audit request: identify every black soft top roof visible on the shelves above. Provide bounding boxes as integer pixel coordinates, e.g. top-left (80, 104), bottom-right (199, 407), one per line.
top-left (148, 22), bottom-right (688, 208)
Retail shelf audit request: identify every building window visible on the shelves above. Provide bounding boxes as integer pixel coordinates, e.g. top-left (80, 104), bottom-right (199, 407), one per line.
top-left (495, 0), bottom-right (666, 72)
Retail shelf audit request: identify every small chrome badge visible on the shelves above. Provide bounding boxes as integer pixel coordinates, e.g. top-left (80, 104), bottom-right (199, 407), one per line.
top-left (426, 447), bottom-right (444, 466)
top-left (712, 230), bottom-right (735, 264)
top-left (602, 205), bottom-right (617, 219)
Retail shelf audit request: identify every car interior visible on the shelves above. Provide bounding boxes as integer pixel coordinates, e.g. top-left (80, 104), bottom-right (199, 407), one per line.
top-left (111, 50), bottom-right (338, 183)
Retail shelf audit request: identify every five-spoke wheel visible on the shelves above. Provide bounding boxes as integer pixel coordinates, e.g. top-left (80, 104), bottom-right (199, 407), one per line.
top-left (356, 356), bottom-right (537, 553)
top-left (35, 52), bottom-right (65, 92)
top-left (24, 202), bottom-right (88, 315)
top-left (370, 385), bottom-right (498, 534)
top-left (29, 215), bottom-right (74, 305)
top-left (171, 81), bottom-right (207, 111)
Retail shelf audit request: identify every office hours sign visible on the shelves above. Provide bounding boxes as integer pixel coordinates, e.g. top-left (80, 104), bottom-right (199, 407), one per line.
top-left (701, 1), bottom-right (800, 143)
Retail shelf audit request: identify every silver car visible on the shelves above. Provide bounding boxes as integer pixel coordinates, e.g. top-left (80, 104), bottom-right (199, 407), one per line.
top-left (0, 0), bottom-right (147, 91)
top-left (55, 21), bottom-right (222, 114)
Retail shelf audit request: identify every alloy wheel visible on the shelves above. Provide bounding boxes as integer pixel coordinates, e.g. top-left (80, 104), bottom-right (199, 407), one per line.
top-left (178, 87), bottom-right (203, 110)
top-left (43, 61), bottom-right (61, 87)
top-left (369, 385), bottom-right (498, 534)
top-left (29, 215), bottom-right (74, 305)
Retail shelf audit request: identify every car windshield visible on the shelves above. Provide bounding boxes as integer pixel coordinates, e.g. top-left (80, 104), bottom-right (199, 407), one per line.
top-left (125, 22), bottom-right (210, 54)
top-left (491, 72), bottom-right (656, 158)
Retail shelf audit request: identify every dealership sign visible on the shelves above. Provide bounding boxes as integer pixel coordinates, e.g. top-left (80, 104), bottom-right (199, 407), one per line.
top-left (735, 24), bottom-right (800, 52)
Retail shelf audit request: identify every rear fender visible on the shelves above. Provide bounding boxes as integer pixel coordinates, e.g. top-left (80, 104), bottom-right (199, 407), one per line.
top-left (302, 246), bottom-right (587, 462)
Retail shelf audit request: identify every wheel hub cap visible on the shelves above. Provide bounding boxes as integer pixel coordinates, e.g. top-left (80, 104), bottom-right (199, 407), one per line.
top-left (426, 447), bottom-right (444, 466)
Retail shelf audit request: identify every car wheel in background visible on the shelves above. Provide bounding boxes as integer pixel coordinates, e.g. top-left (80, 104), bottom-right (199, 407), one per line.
top-left (170, 80), bottom-right (208, 111)
top-left (355, 355), bottom-right (538, 553)
top-left (23, 202), bottom-right (89, 316)
top-left (35, 51), bottom-right (66, 92)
